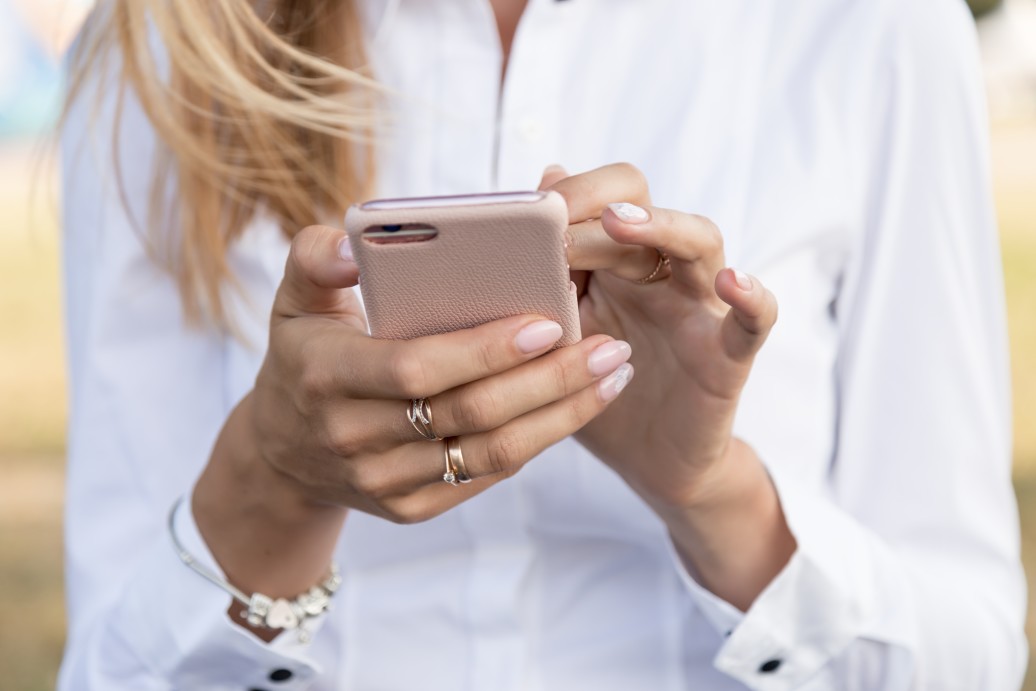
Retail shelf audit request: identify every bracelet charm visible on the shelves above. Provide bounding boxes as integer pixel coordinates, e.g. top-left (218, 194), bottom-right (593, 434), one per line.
top-left (168, 497), bottom-right (340, 643)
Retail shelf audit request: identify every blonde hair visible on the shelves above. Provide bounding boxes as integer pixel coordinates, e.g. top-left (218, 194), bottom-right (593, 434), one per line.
top-left (66, 0), bottom-right (378, 327)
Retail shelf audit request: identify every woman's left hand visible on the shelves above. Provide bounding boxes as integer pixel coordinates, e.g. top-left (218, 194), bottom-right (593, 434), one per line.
top-left (540, 163), bottom-right (778, 514)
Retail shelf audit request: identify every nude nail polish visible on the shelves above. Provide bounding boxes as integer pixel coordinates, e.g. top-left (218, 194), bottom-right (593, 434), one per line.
top-left (516, 320), bottom-right (564, 353)
top-left (588, 341), bottom-right (633, 377)
top-left (608, 202), bottom-right (650, 224)
top-left (732, 269), bottom-right (752, 291)
top-left (598, 363), bottom-right (634, 402)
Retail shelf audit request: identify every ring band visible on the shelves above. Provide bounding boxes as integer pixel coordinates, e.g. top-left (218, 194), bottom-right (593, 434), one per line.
top-left (408, 398), bottom-right (440, 441)
top-left (634, 249), bottom-right (670, 284)
top-left (442, 438), bottom-right (460, 486)
top-left (446, 437), bottom-right (471, 484)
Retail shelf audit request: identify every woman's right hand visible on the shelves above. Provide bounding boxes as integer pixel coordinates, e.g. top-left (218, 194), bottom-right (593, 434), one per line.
top-left (193, 225), bottom-right (633, 608)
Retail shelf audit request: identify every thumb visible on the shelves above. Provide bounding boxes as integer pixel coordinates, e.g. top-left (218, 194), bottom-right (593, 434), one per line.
top-left (538, 164), bottom-right (569, 191)
top-left (272, 225), bottom-right (362, 323)
top-left (715, 267), bottom-right (778, 363)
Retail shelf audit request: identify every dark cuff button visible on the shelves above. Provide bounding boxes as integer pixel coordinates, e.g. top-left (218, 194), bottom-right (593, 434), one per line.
top-left (759, 658), bottom-right (783, 673)
top-left (269, 668), bottom-right (294, 682)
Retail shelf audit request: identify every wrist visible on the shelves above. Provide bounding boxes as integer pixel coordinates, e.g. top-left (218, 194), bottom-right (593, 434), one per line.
top-left (194, 393), bottom-right (347, 599)
top-left (642, 437), bottom-right (754, 521)
top-left (656, 439), bottom-right (795, 610)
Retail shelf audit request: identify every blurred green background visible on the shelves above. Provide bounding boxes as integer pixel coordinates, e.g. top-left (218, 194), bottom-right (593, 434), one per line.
top-left (1, 0), bottom-right (1035, 689)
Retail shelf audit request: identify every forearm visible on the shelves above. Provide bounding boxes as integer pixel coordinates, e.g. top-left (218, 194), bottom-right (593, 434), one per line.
top-left (663, 459), bottom-right (1025, 690)
top-left (193, 394), bottom-right (347, 605)
top-left (659, 439), bottom-right (795, 612)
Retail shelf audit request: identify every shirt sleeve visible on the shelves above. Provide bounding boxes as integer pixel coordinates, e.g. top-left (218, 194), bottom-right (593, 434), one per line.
top-left (57, 33), bottom-right (326, 690)
top-left (671, 1), bottom-right (1027, 689)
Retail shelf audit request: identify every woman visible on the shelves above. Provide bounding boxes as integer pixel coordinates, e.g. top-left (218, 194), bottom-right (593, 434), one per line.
top-left (59, 0), bottom-right (1026, 688)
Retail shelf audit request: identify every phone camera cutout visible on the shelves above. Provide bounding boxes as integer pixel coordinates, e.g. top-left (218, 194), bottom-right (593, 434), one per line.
top-left (362, 223), bottom-right (438, 245)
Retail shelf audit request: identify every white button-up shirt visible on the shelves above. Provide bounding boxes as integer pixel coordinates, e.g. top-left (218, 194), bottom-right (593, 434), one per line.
top-left (58, 0), bottom-right (1027, 689)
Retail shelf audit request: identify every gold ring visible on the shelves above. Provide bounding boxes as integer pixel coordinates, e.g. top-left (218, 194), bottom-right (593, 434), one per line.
top-left (446, 437), bottom-right (471, 484)
top-left (442, 439), bottom-right (460, 486)
top-left (408, 398), bottom-right (440, 441)
top-left (634, 249), bottom-right (670, 284)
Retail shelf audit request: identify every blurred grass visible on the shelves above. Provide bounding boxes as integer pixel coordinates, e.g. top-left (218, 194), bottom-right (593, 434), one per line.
top-left (995, 118), bottom-right (1036, 688)
top-left (0, 145), bottom-right (65, 456)
top-left (995, 120), bottom-right (1036, 476)
top-left (0, 144), bottom-right (66, 691)
top-left (0, 117), bottom-right (1034, 689)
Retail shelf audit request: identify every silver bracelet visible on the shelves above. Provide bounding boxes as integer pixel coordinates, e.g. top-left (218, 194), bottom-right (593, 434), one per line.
top-left (167, 497), bottom-right (341, 643)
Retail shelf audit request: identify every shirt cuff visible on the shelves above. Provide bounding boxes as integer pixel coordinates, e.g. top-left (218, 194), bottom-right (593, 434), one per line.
top-left (106, 493), bottom-right (330, 690)
top-left (667, 469), bottom-right (914, 690)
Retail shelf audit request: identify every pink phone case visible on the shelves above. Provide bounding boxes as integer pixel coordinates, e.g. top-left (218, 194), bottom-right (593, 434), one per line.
top-left (345, 191), bottom-right (581, 347)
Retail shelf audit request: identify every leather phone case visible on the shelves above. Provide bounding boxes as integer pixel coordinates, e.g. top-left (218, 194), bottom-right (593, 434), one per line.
top-left (345, 191), bottom-right (581, 347)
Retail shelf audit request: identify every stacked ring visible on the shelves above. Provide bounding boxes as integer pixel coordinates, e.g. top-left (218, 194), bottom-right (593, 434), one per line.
top-left (407, 398), bottom-right (440, 441)
top-left (442, 437), bottom-right (471, 486)
top-left (446, 437), bottom-right (471, 484)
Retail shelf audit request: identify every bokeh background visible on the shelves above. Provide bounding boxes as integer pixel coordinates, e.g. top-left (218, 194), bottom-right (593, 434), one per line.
top-left (1, 0), bottom-right (1034, 689)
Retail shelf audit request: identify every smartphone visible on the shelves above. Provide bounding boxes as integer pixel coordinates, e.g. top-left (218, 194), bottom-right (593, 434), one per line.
top-left (345, 190), bottom-right (581, 347)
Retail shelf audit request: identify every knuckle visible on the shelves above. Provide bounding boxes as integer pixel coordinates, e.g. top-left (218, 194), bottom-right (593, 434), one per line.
top-left (385, 347), bottom-right (430, 398)
top-left (485, 431), bottom-right (527, 477)
top-left (289, 226), bottom-right (327, 276)
top-left (324, 424), bottom-right (358, 458)
top-left (297, 359), bottom-right (329, 402)
top-left (355, 471), bottom-right (395, 501)
top-left (579, 389), bottom-right (606, 421)
top-left (564, 393), bottom-right (600, 431)
top-left (612, 162), bottom-right (649, 197)
top-left (471, 335), bottom-right (506, 375)
top-left (455, 386), bottom-right (501, 432)
top-left (547, 355), bottom-right (579, 398)
top-left (693, 215), bottom-right (724, 254)
top-left (554, 174), bottom-right (594, 215)
top-left (381, 499), bottom-right (437, 525)
top-left (379, 504), bottom-right (414, 525)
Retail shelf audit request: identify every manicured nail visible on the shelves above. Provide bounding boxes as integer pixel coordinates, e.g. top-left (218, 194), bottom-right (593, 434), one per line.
top-left (515, 320), bottom-right (564, 353)
top-left (338, 237), bottom-right (354, 262)
top-left (598, 363), bottom-right (634, 402)
top-left (588, 340), bottom-right (632, 377)
top-left (544, 163), bottom-right (567, 177)
top-left (732, 268), bottom-right (752, 291)
top-left (608, 202), bottom-right (650, 224)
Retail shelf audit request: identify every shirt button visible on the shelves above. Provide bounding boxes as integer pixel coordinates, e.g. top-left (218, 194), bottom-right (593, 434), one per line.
top-left (759, 658), bottom-right (783, 673)
top-left (269, 668), bottom-right (294, 682)
top-left (517, 118), bottom-right (543, 143)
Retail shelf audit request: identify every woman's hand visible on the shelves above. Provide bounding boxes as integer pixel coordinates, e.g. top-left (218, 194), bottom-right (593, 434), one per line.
top-left (193, 225), bottom-right (632, 606)
top-left (541, 164), bottom-right (794, 609)
top-left (541, 163), bottom-right (777, 508)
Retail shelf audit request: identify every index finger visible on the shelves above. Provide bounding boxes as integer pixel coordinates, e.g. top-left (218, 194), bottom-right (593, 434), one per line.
top-left (545, 162), bottom-right (652, 223)
top-left (340, 316), bottom-right (568, 400)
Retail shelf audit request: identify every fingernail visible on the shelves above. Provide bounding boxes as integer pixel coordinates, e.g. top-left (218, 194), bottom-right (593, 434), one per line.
top-left (516, 320), bottom-right (564, 353)
top-left (732, 268), bottom-right (752, 291)
top-left (544, 163), bottom-right (567, 177)
top-left (588, 340), bottom-right (632, 377)
top-left (338, 237), bottom-right (354, 262)
top-left (598, 363), bottom-right (634, 402)
top-left (608, 202), bottom-right (650, 224)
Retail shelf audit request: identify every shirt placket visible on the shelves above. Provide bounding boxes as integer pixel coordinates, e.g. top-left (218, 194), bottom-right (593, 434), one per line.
top-left (494, 0), bottom-right (573, 191)
top-left (443, 3), bottom-right (575, 689)
top-left (429, 0), bottom-right (501, 195)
